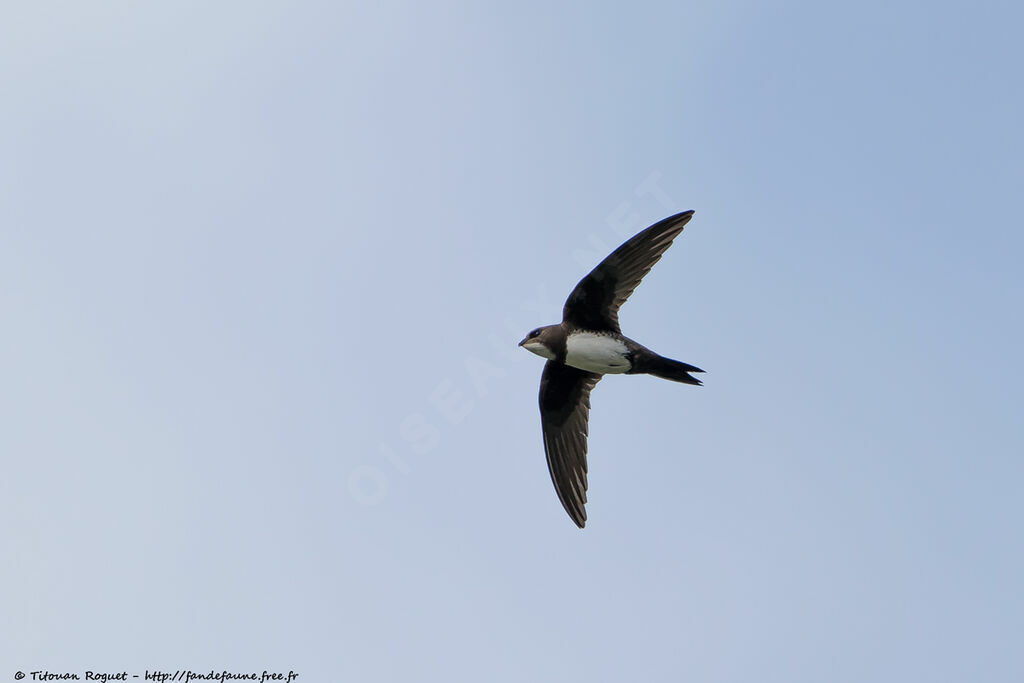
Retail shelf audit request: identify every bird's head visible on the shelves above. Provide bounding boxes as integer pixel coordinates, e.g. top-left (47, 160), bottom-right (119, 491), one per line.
top-left (518, 325), bottom-right (557, 360)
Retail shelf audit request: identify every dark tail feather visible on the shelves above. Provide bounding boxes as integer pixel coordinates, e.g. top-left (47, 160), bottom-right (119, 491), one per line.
top-left (640, 355), bottom-right (704, 385)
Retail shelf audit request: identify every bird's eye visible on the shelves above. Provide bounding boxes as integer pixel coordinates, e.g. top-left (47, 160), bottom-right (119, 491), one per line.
top-left (530, 328), bottom-right (541, 338)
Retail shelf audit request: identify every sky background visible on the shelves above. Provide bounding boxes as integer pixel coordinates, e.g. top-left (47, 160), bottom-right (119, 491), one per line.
top-left (3, 2), bottom-right (1023, 681)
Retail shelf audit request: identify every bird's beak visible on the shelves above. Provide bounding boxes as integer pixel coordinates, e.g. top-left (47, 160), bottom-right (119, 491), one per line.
top-left (518, 337), bottom-right (527, 347)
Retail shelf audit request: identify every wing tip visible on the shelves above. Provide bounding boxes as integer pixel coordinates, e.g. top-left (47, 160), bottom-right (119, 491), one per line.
top-left (669, 210), bottom-right (695, 232)
top-left (667, 209), bottom-right (695, 224)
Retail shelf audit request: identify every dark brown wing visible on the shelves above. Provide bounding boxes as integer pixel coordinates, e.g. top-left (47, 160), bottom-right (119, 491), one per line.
top-left (539, 360), bottom-right (602, 528)
top-left (561, 210), bottom-right (694, 332)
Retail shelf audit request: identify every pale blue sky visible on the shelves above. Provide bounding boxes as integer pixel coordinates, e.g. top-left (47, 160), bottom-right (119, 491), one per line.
top-left (3, 2), bottom-right (1023, 681)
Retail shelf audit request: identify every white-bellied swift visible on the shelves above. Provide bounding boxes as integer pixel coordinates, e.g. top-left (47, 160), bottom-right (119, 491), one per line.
top-left (519, 210), bottom-right (704, 528)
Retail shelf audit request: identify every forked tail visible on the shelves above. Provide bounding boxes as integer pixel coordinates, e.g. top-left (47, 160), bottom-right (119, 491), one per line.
top-left (637, 354), bottom-right (704, 385)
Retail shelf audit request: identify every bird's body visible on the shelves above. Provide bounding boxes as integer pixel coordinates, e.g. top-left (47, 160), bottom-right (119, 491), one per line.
top-left (565, 331), bottom-right (632, 374)
top-left (525, 327), bottom-right (633, 374)
top-left (519, 210), bottom-right (703, 528)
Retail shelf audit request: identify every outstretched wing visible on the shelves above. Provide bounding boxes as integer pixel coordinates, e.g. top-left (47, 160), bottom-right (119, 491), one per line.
top-left (561, 210), bottom-right (694, 332)
top-left (539, 360), bottom-right (602, 528)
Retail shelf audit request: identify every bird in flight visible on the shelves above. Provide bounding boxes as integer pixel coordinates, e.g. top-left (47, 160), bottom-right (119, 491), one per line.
top-left (519, 210), bottom-right (703, 528)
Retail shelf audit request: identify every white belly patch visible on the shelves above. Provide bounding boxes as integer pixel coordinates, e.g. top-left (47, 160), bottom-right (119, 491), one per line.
top-left (565, 332), bottom-right (631, 374)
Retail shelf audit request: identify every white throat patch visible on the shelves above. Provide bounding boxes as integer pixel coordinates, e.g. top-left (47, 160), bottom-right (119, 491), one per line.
top-left (522, 341), bottom-right (556, 360)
